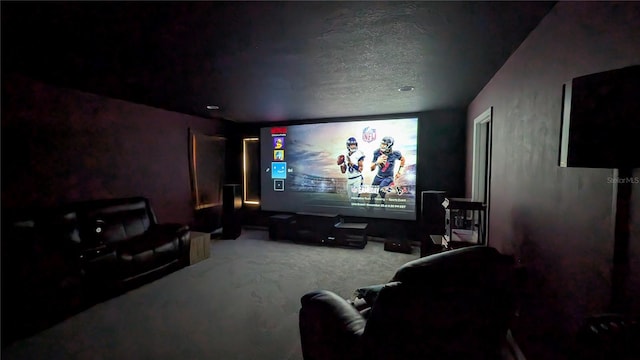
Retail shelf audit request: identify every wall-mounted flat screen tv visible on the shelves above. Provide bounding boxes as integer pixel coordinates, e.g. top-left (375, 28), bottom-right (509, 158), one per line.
top-left (559, 65), bottom-right (639, 169)
top-left (260, 117), bottom-right (418, 220)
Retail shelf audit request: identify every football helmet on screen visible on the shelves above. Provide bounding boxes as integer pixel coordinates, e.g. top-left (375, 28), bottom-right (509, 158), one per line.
top-left (346, 137), bottom-right (358, 151)
top-left (380, 136), bottom-right (394, 154)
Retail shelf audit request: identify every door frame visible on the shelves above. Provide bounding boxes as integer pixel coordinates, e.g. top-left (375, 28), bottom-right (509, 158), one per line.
top-left (471, 107), bottom-right (493, 244)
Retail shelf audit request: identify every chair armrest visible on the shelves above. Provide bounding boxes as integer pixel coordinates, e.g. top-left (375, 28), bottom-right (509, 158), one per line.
top-left (353, 283), bottom-right (387, 307)
top-left (154, 223), bottom-right (190, 235)
top-left (149, 224), bottom-right (191, 264)
top-left (152, 223), bottom-right (190, 245)
top-left (300, 290), bottom-right (366, 360)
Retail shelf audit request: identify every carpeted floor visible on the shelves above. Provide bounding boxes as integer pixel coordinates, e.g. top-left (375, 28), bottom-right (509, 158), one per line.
top-left (2, 229), bottom-right (418, 360)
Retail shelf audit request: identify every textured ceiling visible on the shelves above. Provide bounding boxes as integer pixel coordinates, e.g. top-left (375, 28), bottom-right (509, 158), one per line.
top-left (2, 1), bottom-right (556, 122)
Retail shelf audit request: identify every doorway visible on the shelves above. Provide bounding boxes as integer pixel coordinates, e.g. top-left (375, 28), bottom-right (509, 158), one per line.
top-left (471, 107), bottom-right (493, 244)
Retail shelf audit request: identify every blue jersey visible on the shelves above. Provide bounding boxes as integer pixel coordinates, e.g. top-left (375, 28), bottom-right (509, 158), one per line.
top-left (372, 150), bottom-right (402, 178)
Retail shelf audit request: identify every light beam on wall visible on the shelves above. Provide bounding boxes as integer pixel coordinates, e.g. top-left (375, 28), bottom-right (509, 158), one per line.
top-left (243, 138), bottom-right (260, 205)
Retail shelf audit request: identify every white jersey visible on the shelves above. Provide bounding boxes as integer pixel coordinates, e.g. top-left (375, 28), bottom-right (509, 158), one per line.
top-left (343, 149), bottom-right (365, 179)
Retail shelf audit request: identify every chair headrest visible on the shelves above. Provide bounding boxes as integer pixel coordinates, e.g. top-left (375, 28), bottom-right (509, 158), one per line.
top-left (392, 246), bottom-right (514, 285)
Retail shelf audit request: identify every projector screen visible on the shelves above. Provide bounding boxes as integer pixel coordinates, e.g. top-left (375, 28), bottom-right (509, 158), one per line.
top-left (260, 118), bottom-right (418, 220)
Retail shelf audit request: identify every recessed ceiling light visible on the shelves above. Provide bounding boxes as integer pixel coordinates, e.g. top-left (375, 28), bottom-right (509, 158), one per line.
top-left (398, 86), bottom-right (415, 92)
top-left (206, 105), bottom-right (220, 110)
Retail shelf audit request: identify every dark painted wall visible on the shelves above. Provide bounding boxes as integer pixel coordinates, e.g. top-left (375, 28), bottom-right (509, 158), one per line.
top-left (0, 74), bottom-right (465, 236)
top-left (2, 74), bottom-right (228, 227)
top-left (466, 2), bottom-right (640, 358)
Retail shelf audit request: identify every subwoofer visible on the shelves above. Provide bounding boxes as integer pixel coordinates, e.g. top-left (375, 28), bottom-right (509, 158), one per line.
top-left (421, 191), bottom-right (446, 235)
top-left (222, 184), bottom-right (242, 239)
top-left (419, 190), bottom-right (447, 257)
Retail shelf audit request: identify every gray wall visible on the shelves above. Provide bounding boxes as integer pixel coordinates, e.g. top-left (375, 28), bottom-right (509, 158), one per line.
top-left (466, 2), bottom-right (640, 357)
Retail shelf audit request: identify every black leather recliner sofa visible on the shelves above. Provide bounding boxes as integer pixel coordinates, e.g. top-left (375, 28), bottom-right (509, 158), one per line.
top-left (67, 197), bottom-right (191, 291)
top-left (1, 196), bottom-right (191, 346)
top-left (299, 246), bottom-right (522, 360)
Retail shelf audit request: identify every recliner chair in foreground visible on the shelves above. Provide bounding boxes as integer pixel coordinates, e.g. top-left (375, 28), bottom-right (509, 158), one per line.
top-left (299, 245), bottom-right (524, 360)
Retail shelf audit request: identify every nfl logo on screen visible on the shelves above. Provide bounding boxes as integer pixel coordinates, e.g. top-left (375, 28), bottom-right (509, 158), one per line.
top-left (362, 127), bottom-right (376, 143)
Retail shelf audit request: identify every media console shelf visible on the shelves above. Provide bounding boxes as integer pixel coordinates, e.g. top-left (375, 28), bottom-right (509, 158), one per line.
top-left (269, 212), bottom-right (367, 248)
top-left (334, 222), bottom-right (368, 249)
top-left (444, 198), bottom-right (486, 246)
top-left (295, 212), bottom-right (340, 244)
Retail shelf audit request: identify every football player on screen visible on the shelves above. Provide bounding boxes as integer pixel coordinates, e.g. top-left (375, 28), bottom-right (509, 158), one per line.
top-left (337, 137), bottom-right (366, 200)
top-left (369, 136), bottom-right (405, 205)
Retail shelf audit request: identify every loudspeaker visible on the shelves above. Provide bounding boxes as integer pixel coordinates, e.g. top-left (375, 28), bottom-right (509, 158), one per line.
top-left (222, 184), bottom-right (242, 239)
top-left (421, 191), bottom-right (446, 235)
top-left (268, 214), bottom-right (295, 240)
top-left (384, 238), bottom-right (412, 254)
